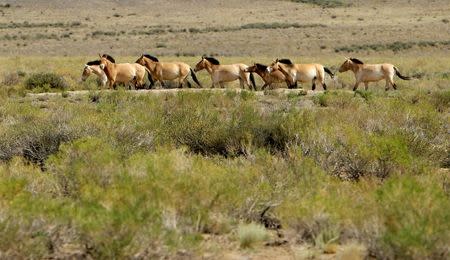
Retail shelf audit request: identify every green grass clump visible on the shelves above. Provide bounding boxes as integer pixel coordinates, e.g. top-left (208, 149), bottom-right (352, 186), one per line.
top-left (238, 223), bottom-right (270, 248)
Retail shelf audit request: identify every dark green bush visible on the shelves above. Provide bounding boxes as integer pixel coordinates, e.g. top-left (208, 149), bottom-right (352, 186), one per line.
top-left (24, 72), bottom-right (68, 90)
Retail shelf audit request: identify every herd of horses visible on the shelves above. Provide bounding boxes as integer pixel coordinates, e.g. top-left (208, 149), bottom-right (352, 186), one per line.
top-left (82, 54), bottom-right (412, 91)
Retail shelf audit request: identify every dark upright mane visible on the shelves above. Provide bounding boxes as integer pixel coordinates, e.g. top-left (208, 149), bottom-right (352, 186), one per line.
top-left (278, 59), bottom-right (293, 65)
top-left (86, 60), bottom-right (101, 66)
top-left (350, 58), bottom-right (364, 64)
top-left (255, 63), bottom-right (267, 71)
top-left (101, 54), bottom-right (116, 63)
top-left (143, 54), bottom-right (159, 62)
top-left (205, 57), bottom-right (220, 65)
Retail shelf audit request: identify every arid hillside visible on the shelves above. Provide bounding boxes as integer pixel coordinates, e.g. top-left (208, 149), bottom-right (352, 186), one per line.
top-left (0, 0), bottom-right (449, 56)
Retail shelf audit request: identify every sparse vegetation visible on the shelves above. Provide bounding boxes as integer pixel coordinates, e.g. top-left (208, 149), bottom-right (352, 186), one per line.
top-left (335, 40), bottom-right (450, 53)
top-left (291, 0), bottom-right (346, 8)
top-left (0, 75), bottom-right (448, 258)
top-left (0, 21), bottom-right (81, 29)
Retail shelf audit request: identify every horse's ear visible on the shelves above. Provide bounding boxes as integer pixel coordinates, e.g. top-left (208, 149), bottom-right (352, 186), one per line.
top-left (98, 53), bottom-right (102, 59)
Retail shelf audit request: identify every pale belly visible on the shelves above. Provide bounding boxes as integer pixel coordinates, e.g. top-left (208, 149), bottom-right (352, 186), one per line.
top-left (296, 70), bottom-right (316, 82)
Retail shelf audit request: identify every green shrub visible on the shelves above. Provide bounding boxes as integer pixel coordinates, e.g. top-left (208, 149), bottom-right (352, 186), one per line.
top-left (24, 73), bottom-right (68, 90)
top-left (377, 176), bottom-right (450, 259)
top-left (237, 223), bottom-right (270, 248)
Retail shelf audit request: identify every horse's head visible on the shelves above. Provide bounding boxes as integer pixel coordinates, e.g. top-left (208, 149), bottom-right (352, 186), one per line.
top-left (135, 55), bottom-right (145, 66)
top-left (339, 58), bottom-right (363, 73)
top-left (101, 54), bottom-right (116, 63)
top-left (338, 58), bottom-right (351, 73)
top-left (81, 65), bottom-right (92, 81)
top-left (194, 56), bottom-right (207, 72)
top-left (267, 59), bottom-right (280, 73)
top-left (244, 64), bottom-right (257, 73)
top-left (99, 54), bottom-right (110, 70)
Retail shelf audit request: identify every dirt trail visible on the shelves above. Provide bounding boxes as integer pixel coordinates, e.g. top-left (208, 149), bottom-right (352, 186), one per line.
top-left (26, 88), bottom-right (330, 98)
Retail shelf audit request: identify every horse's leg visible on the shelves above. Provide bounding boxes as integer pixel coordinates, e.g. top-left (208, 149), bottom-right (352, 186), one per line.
top-left (211, 75), bottom-right (217, 88)
top-left (159, 79), bottom-right (166, 88)
top-left (262, 82), bottom-right (269, 90)
top-left (389, 75), bottom-right (396, 90)
top-left (385, 79), bottom-right (390, 91)
top-left (219, 82), bottom-right (225, 88)
top-left (239, 78), bottom-right (245, 89)
top-left (364, 82), bottom-right (369, 91)
top-left (311, 77), bottom-right (316, 91)
top-left (353, 81), bottom-right (360, 91)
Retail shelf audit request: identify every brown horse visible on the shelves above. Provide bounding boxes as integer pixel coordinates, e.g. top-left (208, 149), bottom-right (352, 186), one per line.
top-left (135, 54), bottom-right (201, 88)
top-left (194, 56), bottom-right (256, 90)
top-left (268, 59), bottom-right (334, 90)
top-left (99, 55), bottom-right (152, 89)
top-left (81, 60), bottom-right (108, 87)
top-left (244, 63), bottom-right (289, 89)
top-left (338, 58), bottom-right (412, 91)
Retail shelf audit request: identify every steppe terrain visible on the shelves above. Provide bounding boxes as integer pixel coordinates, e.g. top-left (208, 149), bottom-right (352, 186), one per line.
top-left (0, 1), bottom-right (449, 259)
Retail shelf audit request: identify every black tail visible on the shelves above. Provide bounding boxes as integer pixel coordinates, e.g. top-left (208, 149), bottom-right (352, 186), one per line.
top-left (324, 67), bottom-right (334, 79)
top-left (249, 72), bottom-right (256, 90)
top-left (190, 68), bottom-right (202, 88)
top-left (394, 67), bottom-right (412, 80)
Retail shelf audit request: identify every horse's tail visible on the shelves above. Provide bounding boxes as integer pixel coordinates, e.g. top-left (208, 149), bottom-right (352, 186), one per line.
top-left (249, 72), bottom-right (256, 90)
top-left (394, 67), bottom-right (412, 80)
top-left (324, 67), bottom-right (334, 79)
top-left (144, 67), bottom-right (155, 88)
top-left (190, 68), bottom-right (202, 88)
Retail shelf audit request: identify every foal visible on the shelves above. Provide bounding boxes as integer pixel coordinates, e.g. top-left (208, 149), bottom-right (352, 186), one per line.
top-left (244, 63), bottom-right (289, 89)
top-left (338, 58), bottom-right (412, 91)
top-left (81, 60), bottom-right (108, 87)
top-left (194, 56), bottom-right (256, 90)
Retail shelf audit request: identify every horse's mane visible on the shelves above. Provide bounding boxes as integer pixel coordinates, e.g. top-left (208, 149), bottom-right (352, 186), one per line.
top-left (278, 59), bottom-right (293, 65)
top-left (101, 54), bottom-right (116, 63)
top-left (255, 63), bottom-right (267, 70)
top-left (350, 58), bottom-right (364, 64)
top-left (143, 54), bottom-right (159, 62)
top-left (86, 60), bottom-right (101, 66)
top-left (205, 57), bottom-right (220, 65)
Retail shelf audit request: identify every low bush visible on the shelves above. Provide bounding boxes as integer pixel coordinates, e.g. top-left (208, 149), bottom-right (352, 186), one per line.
top-left (24, 73), bottom-right (68, 90)
top-left (237, 223), bottom-right (270, 248)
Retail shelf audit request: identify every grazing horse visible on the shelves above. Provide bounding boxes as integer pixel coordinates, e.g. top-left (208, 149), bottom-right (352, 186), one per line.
top-left (338, 58), bottom-right (412, 91)
top-left (194, 56), bottom-right (256, 90)
top-left (98, 55), bottom-right (152, 89)
top-left (135, 54), bottom-right (202, 88)
top-left (268, 59), bottom-right (334, 90)
top-left (244, 63), bottom-right (289, 89)
top-left (81, 60), bottom-right (108, 87)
